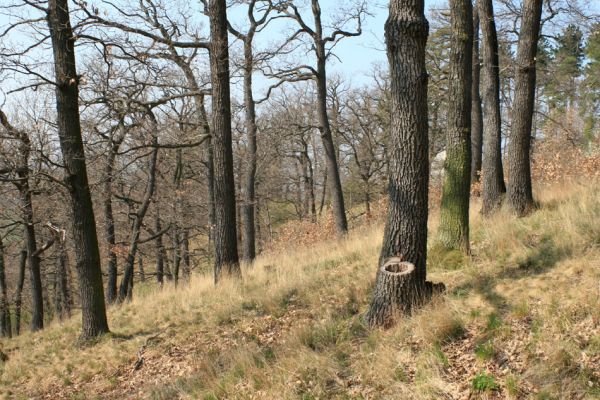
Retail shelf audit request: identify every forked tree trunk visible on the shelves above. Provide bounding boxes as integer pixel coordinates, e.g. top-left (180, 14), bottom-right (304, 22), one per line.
top-left (209, 0), bottom-right (241, 282)
top-left (367, 0), bottom-right (441, 327)
top-left (47, 0), bottom-right (109, 338)
top-left (438, 0), bottom-right (473, 252)
top-left (506, 0), bottom-right (543, 216)
top-left (479, 0), bottom-right (506, 215)
top-left (471, 1), bottom-right (483, 183)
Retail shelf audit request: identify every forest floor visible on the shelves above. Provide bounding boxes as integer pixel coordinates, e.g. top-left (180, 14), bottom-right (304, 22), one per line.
top-left (1, 179), bottom-right (600, 399)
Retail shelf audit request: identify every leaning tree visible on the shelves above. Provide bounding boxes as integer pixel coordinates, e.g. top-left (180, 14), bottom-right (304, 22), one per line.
top-left (48, 0), bottom-right (110, 338)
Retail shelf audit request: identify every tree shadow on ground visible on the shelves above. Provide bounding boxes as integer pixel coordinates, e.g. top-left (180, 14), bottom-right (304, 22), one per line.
top-left (449, 235), bottom-right (568, 318)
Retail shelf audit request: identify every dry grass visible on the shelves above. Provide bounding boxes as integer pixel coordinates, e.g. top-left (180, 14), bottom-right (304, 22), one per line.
top-left (1, 179), bottom-right (600, 399)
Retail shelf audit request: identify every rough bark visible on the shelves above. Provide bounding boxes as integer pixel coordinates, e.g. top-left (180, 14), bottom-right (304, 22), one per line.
top-left (366, 259), bottom-right (416, 326)
top-left (14, 249), bottom-right (27, 336)
top-left (47, 0), bottom-right (109, 338)
top-left (16, 146), bottom-right (44, 331)
top-left (471, 1), bottom-right (483, 183)
top-left (438, 0), bottom-right (473, 252)
top-left (242, 35), bottom-right (258, 263)
top-left (367, 0), bottom-right (438, 326)
top-left (209, 0), bottom-right (241, 282)
top-left (479, 0), bottom-right (506, 215)
top-left (506, 0), bottom-right (543, 216)
top-left (0, 235), bottom-right (11, 337)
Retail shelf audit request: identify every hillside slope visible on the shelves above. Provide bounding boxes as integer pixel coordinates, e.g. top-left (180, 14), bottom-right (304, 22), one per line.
top-left (1, 180), bottom-right (599, 399)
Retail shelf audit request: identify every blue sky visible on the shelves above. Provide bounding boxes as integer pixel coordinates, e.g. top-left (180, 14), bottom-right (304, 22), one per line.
top-left (314, 0), bottom-right (442, 79)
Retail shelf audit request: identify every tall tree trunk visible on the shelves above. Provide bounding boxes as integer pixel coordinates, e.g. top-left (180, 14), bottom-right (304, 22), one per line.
top-left (438, 0), bottom-right (473, 252)
top-left (54, 232), bottom-right (71, 320)
top-left (209, 0), bottom-right (241, 282)
top-left (172, 231), bottom-right (181, 285)
top-left (118, 131), bottom-right (158, 302)
top-left (47, 0), bottom-right (109, 338)
top-left (104, 139), bottom-right (120, 304)
top-left (315, 52), bottom-right (348, 235)
top-left (471, 1), bottom-right (483, 183)
top-left (155, 212), bottom-right (164, 286)
top-left (300, 139), bottom-right (317, 222)
top-left (17, 172), bottom-right (44, 331)
top-left (310, 1), bottom-right (348, 235)
top-left (138, 254), bottom-right (145, 283)
top-left (366, 0), bottom-right (437, 327)
top-left (14, 249), bottom-right (27, 336)
top-left (255, 181), bottom-right (262, 253)
top-left (173, 148), bottom-right (184, 286)
top-left (181, 229), bottom-right (191, 278)
top-left (242, 36), bottom-right (258, 263)
top-left (318, 166), bottom-right (328, 217)
top-left (506, 0), bottom-right (543, 216)
top-left (0, 236), bottom-right (11, 338)
top-left (479, 0), bottom-right (506, 215)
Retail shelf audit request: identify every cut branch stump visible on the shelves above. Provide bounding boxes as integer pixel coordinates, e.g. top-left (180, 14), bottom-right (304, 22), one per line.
top-left (365, 257), bottom-right (445, 328)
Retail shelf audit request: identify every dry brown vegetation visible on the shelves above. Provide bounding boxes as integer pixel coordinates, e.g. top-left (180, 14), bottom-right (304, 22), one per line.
top-left (1, 177), bottom-right (600, 399)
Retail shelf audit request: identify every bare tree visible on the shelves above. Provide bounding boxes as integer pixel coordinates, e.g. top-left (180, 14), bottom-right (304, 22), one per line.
top-left (278, 0), bottom-right (367, 236)
top-left (48, 0), bottom-right (110, 338)
top-left (227, 0), bottom-right (276, 263)
top-left (0, 111), bottom-right (56, 331)
top-left (0, 234), bottom-right (11, 338)
top-left (471, 0), bottom-right (484, 183)
top-left (506, 0), bottom-right (543, 216)
top-left (366, 0), bottom-right (443, 328)
top-left (208, 0), bottom-right (241, 281)
top-left (438, 0), bottom-right (473, 252)
top-left (480, 0), bottom-right (506, 215)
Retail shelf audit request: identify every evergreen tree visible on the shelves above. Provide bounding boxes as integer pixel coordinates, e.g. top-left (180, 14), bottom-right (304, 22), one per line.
top-left (581, 23), bottom-right (600, 144)
top-left (546, 24), bottom-right (584, 110)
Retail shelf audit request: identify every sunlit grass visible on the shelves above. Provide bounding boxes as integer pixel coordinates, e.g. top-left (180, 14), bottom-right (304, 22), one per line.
top-left (1, 179), bottom-right (599, 399)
